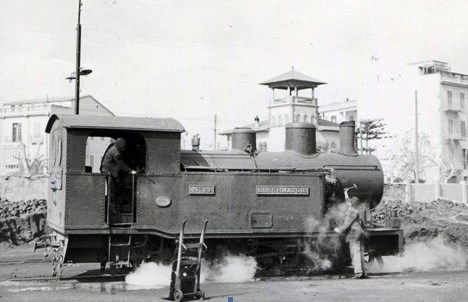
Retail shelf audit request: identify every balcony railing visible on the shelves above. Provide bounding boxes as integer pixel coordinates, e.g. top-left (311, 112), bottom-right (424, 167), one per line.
top-left (442, 104), bottom-right (462, 112)
top-left (444, 133), bottom-right (466, 141)
top-left (0, 142), bottom-right (23, 175)
top-left (272, 96), bottom-right (317, 106)
top-left (1, 104), bottom-right (53, 116)
top-left (441, 73), bottom-right (468, 86)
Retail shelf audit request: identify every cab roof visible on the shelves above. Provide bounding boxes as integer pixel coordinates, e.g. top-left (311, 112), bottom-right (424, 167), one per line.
top-left (45, 114), bottom-right (185, 133)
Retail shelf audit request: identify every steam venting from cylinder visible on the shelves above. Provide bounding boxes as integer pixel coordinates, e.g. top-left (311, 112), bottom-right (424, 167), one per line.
top-left (232, 127), bottom-right (256, 152)
top-left (285, 123), bottom-right (316, 155)
top-left (339, 121), bottom-right (357, 155)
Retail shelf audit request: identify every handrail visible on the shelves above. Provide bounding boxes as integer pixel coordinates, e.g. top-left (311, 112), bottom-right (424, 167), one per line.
top-left (105, 174), bottom-right (110, 225)
top-left (131, 173), bottom-right (136, 225)
top-left (182, 165), bottom-right (328, 173)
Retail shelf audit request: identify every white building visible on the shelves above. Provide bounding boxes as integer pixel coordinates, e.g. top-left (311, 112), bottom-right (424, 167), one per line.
top-left (0, 95), bottom-right (114, 175)
top-left (220, 69), bottom-right (340, 151)
top-left (359, 60), bottom-right (468, 183)
top-left (319, 99), bottom-right (358, 124)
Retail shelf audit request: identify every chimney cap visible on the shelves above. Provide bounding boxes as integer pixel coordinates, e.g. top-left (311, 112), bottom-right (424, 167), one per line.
top-left (339, 121), bottom-right (355, 127)
top-left (233, 127), bottom-right (255, 134)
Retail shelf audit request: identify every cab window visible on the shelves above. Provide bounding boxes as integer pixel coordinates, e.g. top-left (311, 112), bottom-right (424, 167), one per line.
top-left (85, 133), bottom-right (146, 173)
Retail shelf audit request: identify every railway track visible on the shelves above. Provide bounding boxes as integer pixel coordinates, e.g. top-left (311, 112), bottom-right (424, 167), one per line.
top-left (4, 273), bottom-right (127, 283)
top-left (0, 258), bottom-right (49, 266)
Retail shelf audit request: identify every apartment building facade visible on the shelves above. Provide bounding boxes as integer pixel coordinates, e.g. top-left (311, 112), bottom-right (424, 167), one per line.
top-left (359, 60), bottom-right (468, 183)
top-left (0, 95), bottom-right (114, 175)
top-left (220, 69), bottom-right (340, 152)
top-left (319, 99), bottom-right (358, 124)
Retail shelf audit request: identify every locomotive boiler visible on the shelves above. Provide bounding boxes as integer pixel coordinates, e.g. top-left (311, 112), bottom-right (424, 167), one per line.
top-left (41, 114), bottom-right (403, 276)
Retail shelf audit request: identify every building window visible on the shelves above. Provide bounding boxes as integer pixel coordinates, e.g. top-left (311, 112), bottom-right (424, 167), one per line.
top-left (461, 93), bottom-right (465, 109)
top-left (448, 91), bottom-right (453, 108)
top-left (295, 114), bottom-right (301, 123)
top-left (12, 123), bottom-right (22, 142)
top-left (278, 115), bottom-right (283, 126)
top-left (271, 116), bottom-right (276, 127)
top-left (462, 121), bottom-right (466, 137)
top-left (284, 114), bottom-right (289, 124)
top-left (349, 115), bottom-right (355, 121)
top-left (331, 115), bottom-right (337, 123)
top-left (449, 119), bottom-right (454, 135)
top-left (90, 155), bottom-right (95, 168)
top-left (303, 115), bottom-right (308, 123)
top-left (464, 149), bottom-right (468, 170)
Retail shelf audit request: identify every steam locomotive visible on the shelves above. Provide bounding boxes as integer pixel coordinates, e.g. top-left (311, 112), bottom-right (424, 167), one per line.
top-left (40, 114), bottom-right (403, 276)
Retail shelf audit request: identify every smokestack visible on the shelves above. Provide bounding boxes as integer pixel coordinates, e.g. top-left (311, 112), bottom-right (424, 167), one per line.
top-left (232, 127), bottom-right (256, 152)
top-left (285, 123), bottom-right (316, 155)
top-left (339, 121), bottom-right (357, 155)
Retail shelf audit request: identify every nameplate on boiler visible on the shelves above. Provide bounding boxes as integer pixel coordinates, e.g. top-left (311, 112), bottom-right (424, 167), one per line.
top-left (188, 184), bottom-right (215, 195)
top-left (256, 185), bottom-right (309, 196)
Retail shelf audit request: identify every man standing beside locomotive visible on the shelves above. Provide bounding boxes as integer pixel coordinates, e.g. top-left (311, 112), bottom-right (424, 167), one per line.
top-left (100, 138), bottom-right (136, 212)
top-left (334, 195), bottom-right (369, 279)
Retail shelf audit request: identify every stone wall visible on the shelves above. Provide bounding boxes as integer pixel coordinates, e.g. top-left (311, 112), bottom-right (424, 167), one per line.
top-left (0, 176), bottom-right (48, 202)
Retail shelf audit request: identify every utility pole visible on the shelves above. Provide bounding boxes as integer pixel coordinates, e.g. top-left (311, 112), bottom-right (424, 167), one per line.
top-left (75, 0), bottom-right (82, 115)
top-left (213, 114), bottom-right (217, 150)
top-left (415, 90), bottom-right (420, 183)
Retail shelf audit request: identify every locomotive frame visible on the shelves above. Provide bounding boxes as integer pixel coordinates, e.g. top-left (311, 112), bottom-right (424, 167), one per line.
top-left (41, 114), bottom-right (403, 276)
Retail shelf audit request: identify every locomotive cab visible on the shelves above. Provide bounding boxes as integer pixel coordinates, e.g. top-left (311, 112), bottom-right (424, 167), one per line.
top-left (45, 114), bottom-right (185, 229)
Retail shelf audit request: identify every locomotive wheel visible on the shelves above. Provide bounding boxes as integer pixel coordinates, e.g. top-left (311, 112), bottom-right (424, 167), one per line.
top-left (100, 261), bottom-right (106, 274)
top-left (196, 289), bottom-right (205, 300)
top-left (366, 252), bottom-right (384, 268)
top-left (174, 289), bottom-right (184, 302)
top-left (51, 246), bottom-right (64, 277)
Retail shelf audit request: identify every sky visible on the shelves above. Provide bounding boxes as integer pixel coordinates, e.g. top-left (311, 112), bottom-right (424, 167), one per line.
top-left (2, 0), bottom-right (468, 148)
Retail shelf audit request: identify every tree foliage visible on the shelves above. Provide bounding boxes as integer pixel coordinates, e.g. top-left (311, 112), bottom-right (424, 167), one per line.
top-left (317, 140), bottom-right (337, 153)
top-left (355, 119), bottom-right (389, 154)
top-left (389, 130), bottom-right (438, 182)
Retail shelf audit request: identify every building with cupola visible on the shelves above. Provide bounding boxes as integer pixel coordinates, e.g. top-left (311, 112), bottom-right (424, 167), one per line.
top-left (220, 68), bottom-right (340, 152)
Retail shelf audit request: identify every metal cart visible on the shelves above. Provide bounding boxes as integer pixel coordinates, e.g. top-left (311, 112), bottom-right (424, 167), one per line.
top-left (169, 220), bottom-right (208, 302)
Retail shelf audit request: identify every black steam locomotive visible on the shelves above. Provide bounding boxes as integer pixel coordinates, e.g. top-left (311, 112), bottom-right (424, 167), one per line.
top-left (40, 114), bottom-right (402, 276)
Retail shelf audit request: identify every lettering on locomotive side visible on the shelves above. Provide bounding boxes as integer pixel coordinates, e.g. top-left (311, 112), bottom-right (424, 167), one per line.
top-left (256, 185), bottom-right (310, 196)
top-left (188, 183), bottom-right (216, 195)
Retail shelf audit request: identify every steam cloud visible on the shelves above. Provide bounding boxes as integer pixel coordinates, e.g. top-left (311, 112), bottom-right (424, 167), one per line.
top-left (368, 237), bottom-right (468, 273)
top-left (125, 254), bottom-right (257, 288)
top-left (125, 262), bottom-right (172, 289)
top-left (302, 202), bottom-right (350, 271)
top-left (202, 254), bottom-right (257, 283)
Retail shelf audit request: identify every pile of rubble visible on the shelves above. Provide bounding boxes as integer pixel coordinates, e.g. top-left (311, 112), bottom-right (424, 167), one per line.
top-left (372, 199), bottom-right (468, 247)
top-left (0, 199), bottom-right (47, 220)
top-left (0, 199), bottom-right (47, 246)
